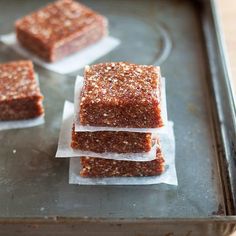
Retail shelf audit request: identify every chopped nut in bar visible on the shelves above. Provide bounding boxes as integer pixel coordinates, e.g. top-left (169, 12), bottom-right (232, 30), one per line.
top-left (71, 124), bottom-right (153, 153)
top-left (80, 148), bottom-right (165, 177)
top-left (79, 62), bottom-right (163, 128)
top-left (0, 60), bottom-right (44, 121)
top-left (15, 0), bottom-right (108, 62)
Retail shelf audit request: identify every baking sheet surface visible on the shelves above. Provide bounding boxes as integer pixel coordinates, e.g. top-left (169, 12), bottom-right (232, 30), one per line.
top-left (0, 0), bottom-right (225, 218)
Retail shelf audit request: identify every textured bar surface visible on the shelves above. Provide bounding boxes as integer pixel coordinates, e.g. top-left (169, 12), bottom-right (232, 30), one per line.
top-left (79, 62), bottom-right (163, 128)
top-left (0, 60), bottom-right (44, 120)
top-left (71, 124), bottom-right (153, 153)
top-left (80, 147), bottom-right (165, 177)
top-left (15, 0), bottom-right (107, 62)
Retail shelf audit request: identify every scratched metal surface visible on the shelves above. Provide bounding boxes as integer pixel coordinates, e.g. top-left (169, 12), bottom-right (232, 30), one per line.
top-left (0, 0), bottom-right (227, 220)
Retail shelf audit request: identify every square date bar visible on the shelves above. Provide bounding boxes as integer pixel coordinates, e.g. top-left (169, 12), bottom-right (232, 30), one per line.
top-left (15, 0), bottom-right (108, 62)
top-left (79, 62), bottom-right (163, 128)
top-left (0, 60), bottom-right (44, 121)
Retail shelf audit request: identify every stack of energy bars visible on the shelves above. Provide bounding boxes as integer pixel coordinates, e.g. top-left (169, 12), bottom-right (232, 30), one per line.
top-left (70, 62), bottom-right (166, 178)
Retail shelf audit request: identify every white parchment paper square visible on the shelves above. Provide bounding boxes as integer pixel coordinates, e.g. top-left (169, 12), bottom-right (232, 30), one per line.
top-left (0, 33), bottom-right (120, 74)
top-left (56, 101), bottom-right (159, 161)
top-left (0, 115), bottom-right (45, 131)
top-left (69, 121), bottom-right (177, 186)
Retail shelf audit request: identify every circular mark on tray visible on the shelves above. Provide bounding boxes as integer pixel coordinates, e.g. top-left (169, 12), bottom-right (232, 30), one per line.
top-left (152, 23), bottom-right (172, 65)
top-left (108, 15), bottom-right (172, 65)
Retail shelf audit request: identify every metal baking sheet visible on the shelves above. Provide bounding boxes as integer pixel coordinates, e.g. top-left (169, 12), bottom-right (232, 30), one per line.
top-left (0, 0), bottom-right (235, 235)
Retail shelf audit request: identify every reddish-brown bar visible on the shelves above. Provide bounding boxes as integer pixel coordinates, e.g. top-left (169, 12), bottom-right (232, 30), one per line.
top-left (0, 60), bottom-right (44, 121)
top-left (71, 124), bottom-right (153, 153)
top-left (15, 0), bottom-right (107, 62)
top-left (79, 62), bottom-right (163, 128)
top-left (80, 148), bottom-right (165, 177)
